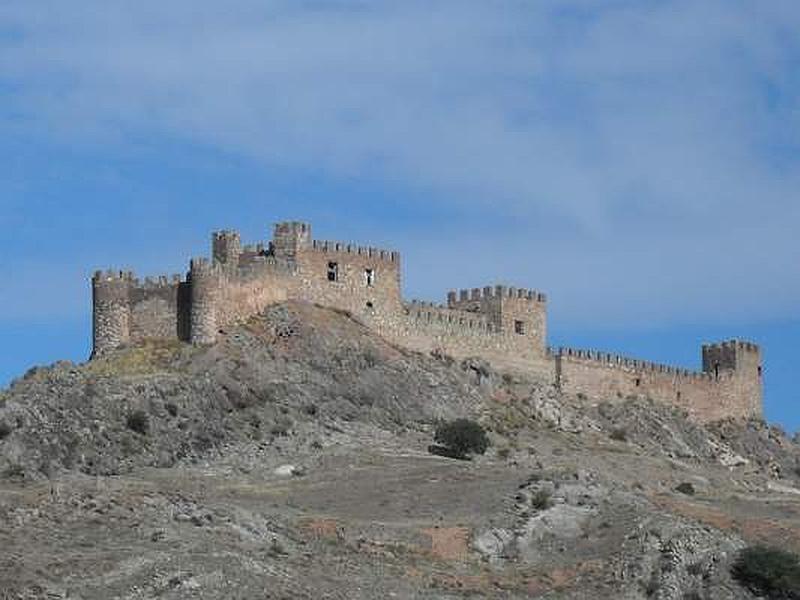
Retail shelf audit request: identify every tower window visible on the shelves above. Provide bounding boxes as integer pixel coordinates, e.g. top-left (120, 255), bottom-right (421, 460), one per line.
top-left (327, 262), bottom-right (339, 282)
top-left (365, 268), bottom-right (375, 286)
top-left (635, 377), bottom-right (641, 387)
top-left (758, 366), bottom-right (762, 377)
top-left (514, 320), bottom-right (525, 335)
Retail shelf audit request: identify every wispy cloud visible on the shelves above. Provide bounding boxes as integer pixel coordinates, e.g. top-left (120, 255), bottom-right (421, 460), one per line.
top-left (1, 1), bottom-right (798, 327)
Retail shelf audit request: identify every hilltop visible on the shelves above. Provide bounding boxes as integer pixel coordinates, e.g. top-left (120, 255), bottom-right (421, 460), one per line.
top-left (0, 302), bottom-right (798, 599)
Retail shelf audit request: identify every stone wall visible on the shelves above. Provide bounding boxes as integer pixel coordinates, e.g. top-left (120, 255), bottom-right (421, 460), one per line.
top-left (373, 301), bottom-right (554, 379)
top-left (129, 276), bottom-right (186, 342)
top-left (215, 260), bottom-right (295, 330)
top-left (554, 346), bottom-right (762, 421)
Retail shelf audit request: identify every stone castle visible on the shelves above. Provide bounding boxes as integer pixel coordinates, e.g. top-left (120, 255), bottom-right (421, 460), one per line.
top-left (92, 221), bottom-right (763, 422)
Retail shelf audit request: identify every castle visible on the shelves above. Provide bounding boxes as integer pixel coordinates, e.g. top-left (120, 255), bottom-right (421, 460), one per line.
top-left (92, 221), bottom-right (763, 422)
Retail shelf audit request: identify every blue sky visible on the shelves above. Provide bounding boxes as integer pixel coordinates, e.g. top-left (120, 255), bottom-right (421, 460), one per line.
top-left (1, 1), bottom-right (798, 431)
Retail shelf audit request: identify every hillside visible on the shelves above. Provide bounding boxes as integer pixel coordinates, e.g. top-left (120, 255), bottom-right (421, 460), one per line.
top-left (1, 302), bottom-right (799, 599)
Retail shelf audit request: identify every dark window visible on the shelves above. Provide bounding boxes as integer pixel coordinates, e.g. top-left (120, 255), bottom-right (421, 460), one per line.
top-left (366, 301), bottom-right (374, 309)
top-left (327, 262), bottom-right (338, 282)
top-left (677, 390), bottom-right (682, 401)
top-left (514, 320), bottom-right (525, 335)
top-left (714, 363), bottom-right (720, 378)
top-left (635, 377), bottom-right (641, 387)
top-left (364, 268), bottom-right (375, 286)
top-left (758, 365), bottom-right (762, 377)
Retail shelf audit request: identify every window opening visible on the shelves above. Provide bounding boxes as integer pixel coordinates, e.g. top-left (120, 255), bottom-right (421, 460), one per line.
top-left (364, 268), bottom-right (375, 287)
top-left (514, 320), bottom-right (525, 335)
top-left (634, 377), bottom-right (641, 387)
top-left (758, 365), bottom-right (762, 377)
top-left (327, 262), bottom-right (339, 282)
top-left (366, 301), bottom-right (374, 309)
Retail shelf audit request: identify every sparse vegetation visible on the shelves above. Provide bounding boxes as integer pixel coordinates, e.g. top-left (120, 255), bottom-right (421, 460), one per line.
top-left (431, 418), bottom-right (489, 460)
top-left (731, 545), bottom-right (800, 599)
top-left (126, 410), bottom-right (149, 435)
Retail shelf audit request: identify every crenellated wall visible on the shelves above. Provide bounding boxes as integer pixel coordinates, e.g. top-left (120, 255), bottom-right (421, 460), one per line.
top-left (90, 219), bottom-right (763, 422)
top-left (553, 342), bottom-right (762, 421)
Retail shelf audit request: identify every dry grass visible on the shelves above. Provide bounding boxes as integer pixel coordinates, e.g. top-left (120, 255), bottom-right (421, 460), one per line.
top-left (86, 339), bottom-right (187, 377)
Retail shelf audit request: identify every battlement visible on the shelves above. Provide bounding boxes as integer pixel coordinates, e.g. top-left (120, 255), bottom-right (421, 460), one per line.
top-left (132, 274), bottom-right (183, 290)
top-left (92, 269), bottom-right (135, 282)
top-left (702, 339), bottom-right (760, 353)
top-left (447, 285), bottom-right (547, 305)
top-left (309, 239), bottom-right (400, 263)
top-left (213, 229), bottom-right (240, 240)
top-left (554, 346), bottom-right (714, 381)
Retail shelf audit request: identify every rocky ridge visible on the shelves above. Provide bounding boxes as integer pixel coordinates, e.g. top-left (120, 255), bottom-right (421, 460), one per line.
top-left (0, 302), bottom-right (799, 599)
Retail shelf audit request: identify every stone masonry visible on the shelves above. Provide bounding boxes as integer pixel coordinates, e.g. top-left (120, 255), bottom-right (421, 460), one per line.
top-left (91, 220), bottom-right (763, 422)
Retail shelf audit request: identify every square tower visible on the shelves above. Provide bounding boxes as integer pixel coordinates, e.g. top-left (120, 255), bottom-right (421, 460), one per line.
top-left (272, 221), bottom-right (312, 260)
top-left (447, 285), bottom-right (547, 355)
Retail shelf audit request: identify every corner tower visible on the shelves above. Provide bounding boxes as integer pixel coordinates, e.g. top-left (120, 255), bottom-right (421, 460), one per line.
top-left (92, 270), bottom-right (133, 356)
top-left (189, 257), bottom-right (219, 345)
top-left (702, 340), bottom-right (763, 417)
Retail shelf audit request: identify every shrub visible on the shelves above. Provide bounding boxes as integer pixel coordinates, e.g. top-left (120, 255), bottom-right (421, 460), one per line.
top-left (731, 545), bottom-right (800, 599)
top-left (675, 482), bottom-right (696, 496)
top-left (270, 417), bottom-right (293, 437)
top-left (126, 410), bottom-right (149, 435)
top-left (0, 420), bottom-right (12, 440)
top-left (609, 428), bottom-right (628, 442)
top-left (3, 464), bottom-right (24, 479)
top-left (530, 489), bottom-right (553, 511)
top-left (432, 419), bottom-right (489, 460)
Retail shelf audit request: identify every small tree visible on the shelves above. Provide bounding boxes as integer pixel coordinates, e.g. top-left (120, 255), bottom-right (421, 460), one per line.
top-left (433, 419), bottom-right (489, 460)
top-left (731, 545), bottom-right (800, 599)
top-left (126, 410), bottom-right (149, 435)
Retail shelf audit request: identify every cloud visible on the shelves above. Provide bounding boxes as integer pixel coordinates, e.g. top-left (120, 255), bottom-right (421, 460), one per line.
top-left (1, 0), bottom-right (799, 328)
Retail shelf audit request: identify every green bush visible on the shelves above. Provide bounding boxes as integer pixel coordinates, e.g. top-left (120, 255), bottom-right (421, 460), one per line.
top-left (731, 545), bottom-right (800, 598)
top-left (432, 419), bottom-right (489, 460)
top-left (126, 410), bottom-right (149, 435)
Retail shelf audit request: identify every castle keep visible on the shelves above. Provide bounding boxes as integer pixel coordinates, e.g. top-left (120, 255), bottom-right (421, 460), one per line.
top-left (92, 221), bottom-right (763, 422)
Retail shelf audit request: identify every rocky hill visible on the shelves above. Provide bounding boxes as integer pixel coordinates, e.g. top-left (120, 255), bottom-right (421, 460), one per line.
top-left (1, 302), bottom-right (799, 599)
